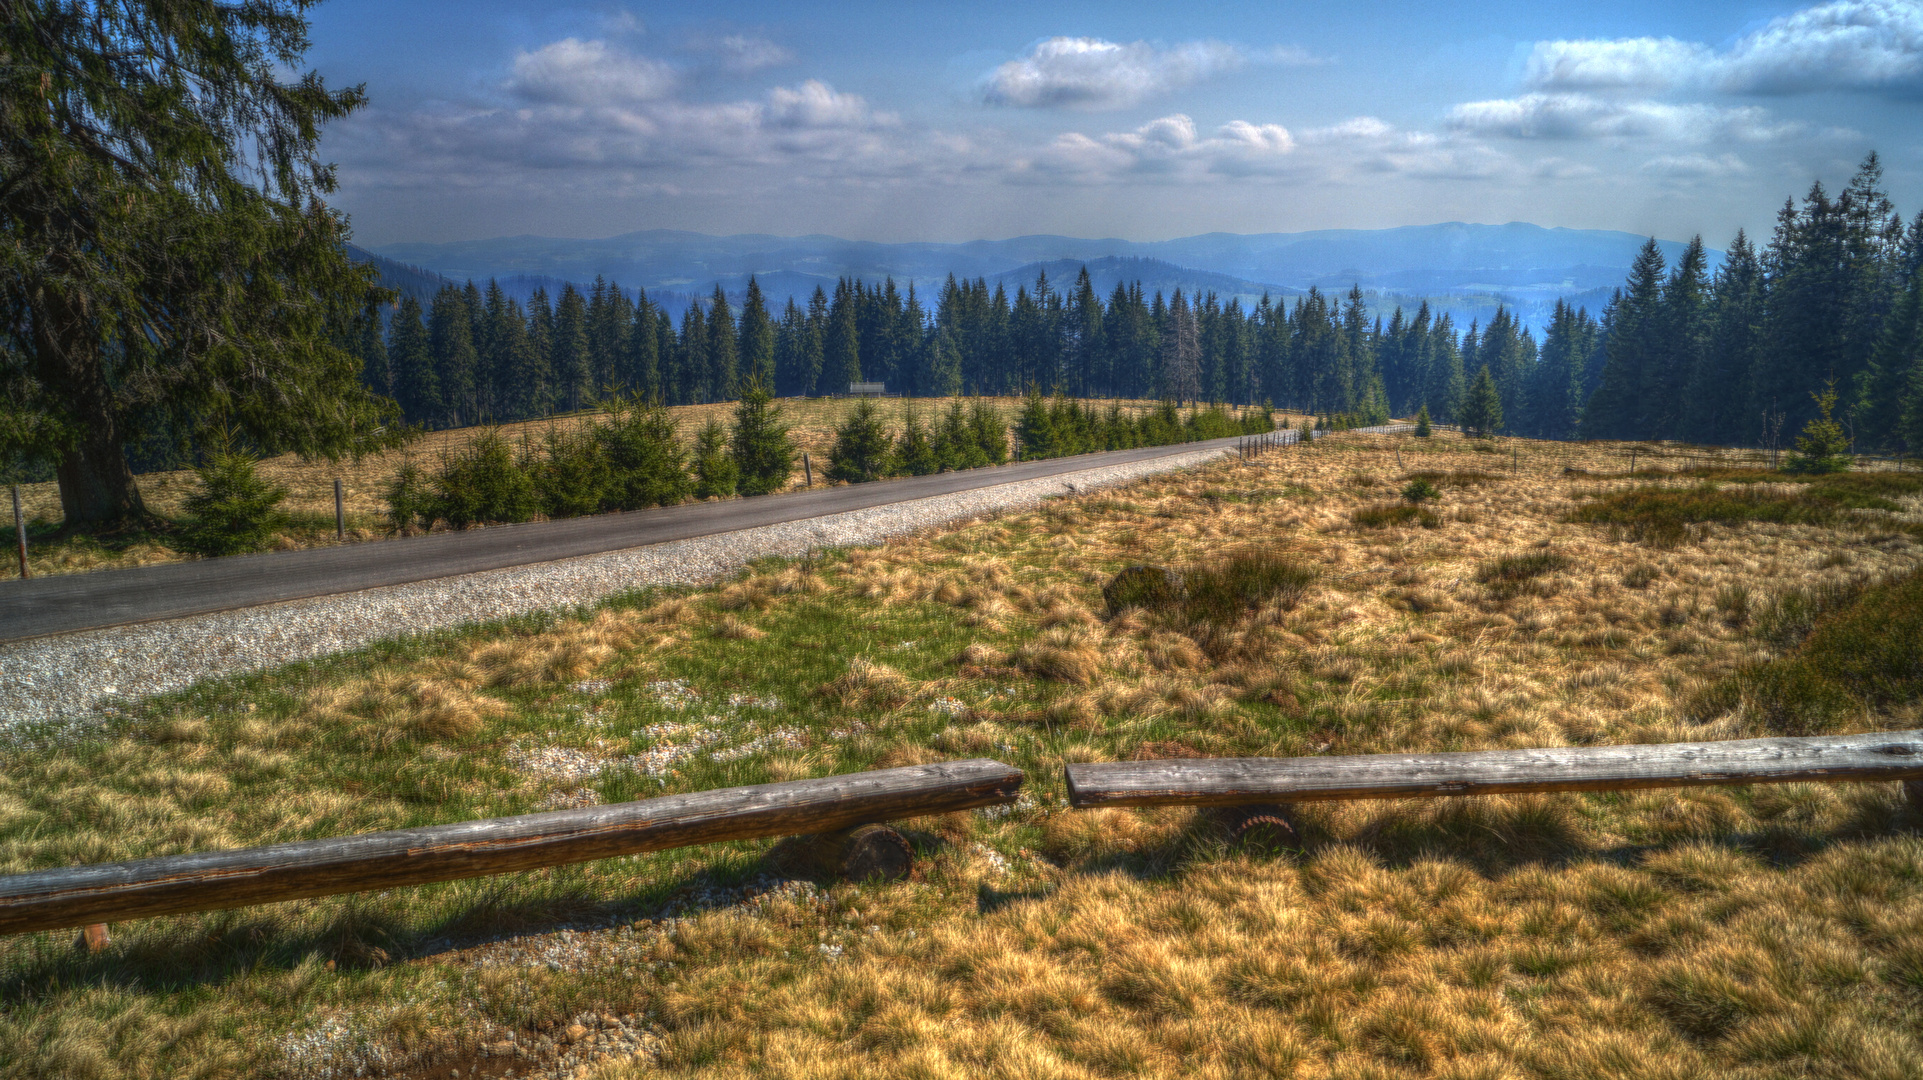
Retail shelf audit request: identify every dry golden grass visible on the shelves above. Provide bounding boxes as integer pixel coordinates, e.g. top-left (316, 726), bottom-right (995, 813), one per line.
top-left (2, 427), bottom-right (1921, 1079)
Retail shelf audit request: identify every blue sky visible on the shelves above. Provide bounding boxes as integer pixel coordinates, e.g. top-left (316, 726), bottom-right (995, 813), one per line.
top-left (308, 0), bottom-right (1923, 246)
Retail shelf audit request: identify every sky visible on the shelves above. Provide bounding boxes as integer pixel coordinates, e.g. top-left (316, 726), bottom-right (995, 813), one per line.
top-left (306, 0), bottom-right (1923, 248)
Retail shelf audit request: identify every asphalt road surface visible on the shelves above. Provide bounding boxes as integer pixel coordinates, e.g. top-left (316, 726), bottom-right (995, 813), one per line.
top-left (1, 435), bottom-right (1258, 643)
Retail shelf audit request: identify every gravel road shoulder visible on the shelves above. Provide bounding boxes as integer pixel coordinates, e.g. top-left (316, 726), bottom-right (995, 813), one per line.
top-left (0, 447), bottom-right (1228, 735)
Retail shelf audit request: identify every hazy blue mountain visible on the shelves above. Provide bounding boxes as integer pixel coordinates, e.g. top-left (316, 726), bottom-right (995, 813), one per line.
top-left (345, 243), bottom-right (455, 302)
top-left (371, 223), bottom-right (1708, 330)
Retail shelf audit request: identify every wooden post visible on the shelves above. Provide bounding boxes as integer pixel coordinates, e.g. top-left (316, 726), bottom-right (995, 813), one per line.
top-left (0, 759), bottom-right (1023, 935)
top-left (802, 452), bottom-right (813, 487)
top-left (333, 479), bottom-right (345, 542)
top-left (1630, 449), bottom-right (1637, 475)
top-left (10, 485), bottom-right (25, 580)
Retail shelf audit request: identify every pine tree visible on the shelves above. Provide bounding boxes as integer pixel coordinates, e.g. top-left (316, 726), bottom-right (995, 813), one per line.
top-left (708, 285), bottom-right (738, 401)
top-left (1413, 404), bottom-right (1432, 437)
top-left (729, 379), bottom-right (795, 496)
top-left (1585, 239), bottom-right (1665, 438)
top-left (825, 278), bottom-right (862, 392)
top-left (969, 397), bottom-right (1009, 464)
top-left (429, 285), bottom-right (477, 427)
top-left (522, 289), bottom-right (555, 418)
top-left (1460, 365), bottom-right (1503, 438)
top-left (692, 417), bottom-right (739, 498)
top-left (933, 398), bottom-right (984, 470)
top-left (895, 400), bottom-right (940, 476)
top-left (1014, 386), bottom-right (1055, 459)
top-left (1786, 383), bottom-right (1852, 473)
top-left (389, 296), bottom-right (438, 426)
top-left (552, 285), bottom-right (591, 412)
top-left (826, 398), bottom-right (894, 482)
top-left (597, 396), bottom-right (690, 509)
top-left (1161, 291), bottom-right (1201, 404)
top-left (739, 278), bottom-right (777, 392)
top-left (927, 327), bottom-right (963, 398)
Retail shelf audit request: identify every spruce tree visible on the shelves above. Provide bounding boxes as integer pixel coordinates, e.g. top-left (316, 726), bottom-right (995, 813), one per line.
top-left (1460, 365), bottom-right (1503, 438)
top-left (933, 398), bottom-right (983, 470)
top-left (597, 396), bottom-right (691, 509)
top-left (1585, 239), bottom-right (1665, 438)
top-left (1413, 404), bottom-right (1432, 437)
top-left (969, 398), bottom-right (1010, 464)
top-left (1785, 383), bottom-right (1852, 473)
top-left (553, 285), bottom-right (591, 412)
top-left (389, 296), bottom-right (438, 426)
top-left (708, 286), bottom-right (738, 401)
top-left (429, 285), bottom-right (477, 427)
top-left (729, 379), bottom-right (795, 496)
top-left (1014, 386), bottom-right (1056, 460)
top-left (357, 303), bottom-right (391, 400)
top-left (826, 399), bottom-right (893, 483)
top-left (692, 417), bottom-right (739, 498)
top-left (895, 401), bottom-right (940, 476)
top-left (739, 278), bottom-right (777, 391)
top-left (825, 278), bottom-right (861, 392)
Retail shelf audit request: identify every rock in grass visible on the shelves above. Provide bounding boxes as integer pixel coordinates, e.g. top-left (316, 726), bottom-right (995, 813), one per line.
top-left (1104, 565), bottom-right (1184, 617)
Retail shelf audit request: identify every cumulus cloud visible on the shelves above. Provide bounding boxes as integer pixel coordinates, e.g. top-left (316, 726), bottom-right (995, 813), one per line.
top-left (981, 37), bottom-right (1250, 109)
top-left (1521, 2), bottom-right (1923, 98)
top-left (1720, 0), bottom-right (1923, 93)
top-left (1023, 111), bottom-right (1509, 184)
top-left (1448, 93), bottom-right (1800, 142)
top-left (1524, 37), bottom-right (1711, 92)
top-left (508, 38), bottom-right (677, 104)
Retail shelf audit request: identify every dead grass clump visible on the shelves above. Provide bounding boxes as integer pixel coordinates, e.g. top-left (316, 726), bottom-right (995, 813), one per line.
top-left (824, 657), bottom-right (913, 708)
top-left (1012, 629), bottom-right (1102, 685)
top-left (305, 673), bottom-right (507, 743)
top-left (464, 611), bottom-right (639, 686)
top-left (1352, 502), bottom-right (1441, 529)
top-left (1475, 550), bottom-right (1573, 585)
top-left (1038, 807), bottom-right (1173, 861)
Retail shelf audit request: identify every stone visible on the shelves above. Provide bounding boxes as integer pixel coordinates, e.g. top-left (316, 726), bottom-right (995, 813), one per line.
top-left (1103, 565), bottom-right (1183, 617)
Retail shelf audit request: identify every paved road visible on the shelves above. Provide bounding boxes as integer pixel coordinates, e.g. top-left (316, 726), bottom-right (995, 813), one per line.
top-left (1, 435), bottom-right (1269, 643)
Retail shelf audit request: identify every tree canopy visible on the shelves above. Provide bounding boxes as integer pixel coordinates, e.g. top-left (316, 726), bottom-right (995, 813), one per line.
top-left (1, 0), bottom-right (403, 521)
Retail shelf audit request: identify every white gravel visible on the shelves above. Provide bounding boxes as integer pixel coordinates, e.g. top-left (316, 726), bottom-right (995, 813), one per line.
top-left (0, 446), bottom-right (1231, 735)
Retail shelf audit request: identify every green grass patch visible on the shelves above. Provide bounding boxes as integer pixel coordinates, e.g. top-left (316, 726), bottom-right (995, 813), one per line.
top-left (1565, 476), bottom-right (1920, 547)
top-left (1696, 568), bottom-right (1923, 734)
top-left (1475, 550), bottom-right (1572, 584)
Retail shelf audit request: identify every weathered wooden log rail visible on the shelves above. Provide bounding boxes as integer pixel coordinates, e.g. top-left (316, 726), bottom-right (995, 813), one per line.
top-left (0, 759), bottom-right (1023, 937)
top-left (1067, 732), bottom-right (1923, 808)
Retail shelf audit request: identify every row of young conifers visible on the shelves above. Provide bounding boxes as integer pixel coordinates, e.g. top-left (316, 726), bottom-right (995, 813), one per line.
top-left (184, 391), bottom-right (1278, 555)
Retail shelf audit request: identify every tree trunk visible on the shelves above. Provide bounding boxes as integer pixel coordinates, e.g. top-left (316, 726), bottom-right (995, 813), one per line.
top-left (33, 292), bottom-right (143, 524)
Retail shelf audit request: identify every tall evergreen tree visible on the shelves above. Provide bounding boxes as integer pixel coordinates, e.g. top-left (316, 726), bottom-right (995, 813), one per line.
top-left (1161, 291), bottom-right (1201, 404)
top-left (1584, 239), bottom-right (1666, 438)
top-left (522, 289), bottom-right (555, 418)
top-left (708, 285), bottom-right (738, 401)
top-left (552, 284), bottom-right (591, 412)
top-left (825, 278), bottom-right (861, 392)
top-left (1460, 365), bottom-right (1503, 438)
top-left (429, 285), bottom-right (477, 427)
top-left (389, 296), bottom-right (437, 426)
top-left (739, 278), bottom-right (777, 391)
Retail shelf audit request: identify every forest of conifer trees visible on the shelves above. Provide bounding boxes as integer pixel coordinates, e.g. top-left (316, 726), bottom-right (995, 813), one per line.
top-left (354, 154), bottom-right (1923, 456)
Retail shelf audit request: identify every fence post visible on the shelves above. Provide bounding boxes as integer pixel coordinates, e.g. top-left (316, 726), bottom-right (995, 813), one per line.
top-left (333, 479), bottom-right (345, 542)
top-left (802, 452), bottom-right (813, 487)
top-left (10, 485), bottom-right (25, 580)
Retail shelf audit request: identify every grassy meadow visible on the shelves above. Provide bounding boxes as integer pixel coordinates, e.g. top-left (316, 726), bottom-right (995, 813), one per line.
top-left (2, 429), bottom-right (1922, 1078)
top-left (2, 396), bottom-right (1290, 579)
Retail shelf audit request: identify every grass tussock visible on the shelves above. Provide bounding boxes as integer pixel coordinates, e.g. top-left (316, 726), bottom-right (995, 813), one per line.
top-left (1569, 473), bottom-right (1923, 548)
top-left (1400, 469), bottom-right (1500, 488)
top-left (1697, 566), bottom-right (1923, 734)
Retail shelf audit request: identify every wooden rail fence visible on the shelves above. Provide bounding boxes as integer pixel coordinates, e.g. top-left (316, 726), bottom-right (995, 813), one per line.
top-left (1067, 731), bottom-right (1923, 808)
top-left (0, 759), bottom-right (1022, 936)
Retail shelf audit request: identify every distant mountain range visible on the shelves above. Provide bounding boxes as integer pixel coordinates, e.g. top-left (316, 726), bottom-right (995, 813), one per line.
top-left (360, 222), bottom-right (1713, 332)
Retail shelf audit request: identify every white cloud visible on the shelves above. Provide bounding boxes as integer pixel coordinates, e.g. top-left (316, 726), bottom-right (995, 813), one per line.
top-left (1641, 153), bottom-right (1750, 178)
top-left (1719, 0), bottom-right (1923, 94)
top-left (509, 38), bottom-right (677, 104)
top-left (1448, 93), bottom-right (1800, 142)
top-left (1524, 37), bottom-right (1711, 92)
top-left (1518, 2), bottom-right (1923, 98)
top-left (981, 37), bottom-right (1249, 109)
